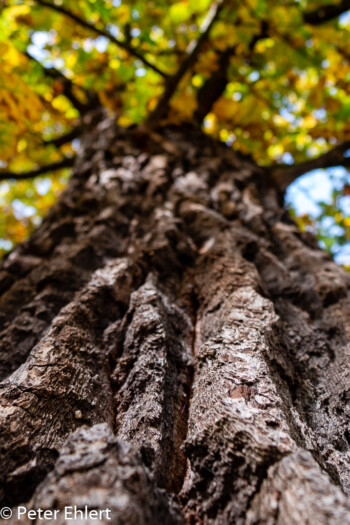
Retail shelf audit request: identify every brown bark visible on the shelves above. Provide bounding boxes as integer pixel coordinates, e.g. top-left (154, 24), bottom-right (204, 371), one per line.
top-left (0, 113), bottom-right (350, 523)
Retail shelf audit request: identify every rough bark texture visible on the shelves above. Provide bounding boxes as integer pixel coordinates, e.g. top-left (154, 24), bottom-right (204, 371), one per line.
top-left (1, 113), bottom-right (350, 523)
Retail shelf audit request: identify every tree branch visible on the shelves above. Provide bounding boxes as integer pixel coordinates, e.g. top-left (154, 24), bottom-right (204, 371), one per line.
top-left (271, 141), bottom-right (350, 191)
top-left (43, 126), bottom-right (83, 148)
top-left (194, 47), bottom-right (233, 124)
top-left (33, 0), bottom-right (167, 78)
top-left (0, 157), bottom-right (76, 181)
top-left (25, 51), bottom-right (95, 113)
top-left (146, 0), bottom-right (225, 127)
top-left (303, 0), bottom-right (350, 25)
top-left (193, 19), bottom-right (269, 125)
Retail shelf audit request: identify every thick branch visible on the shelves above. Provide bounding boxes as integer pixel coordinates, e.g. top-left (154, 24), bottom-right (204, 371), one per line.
top-left (194, 48), bottom-right (233, 124)
top-left (43, 126), bottom-right (83, 148)
top-left (33, 0), bottom-right (167, 78)
top-left (146, 0), bottom-right (225, 127)
top-left (193, 20), bottom-right (269, 125)
top-left (304, 0), bottom-right (350, 25)
top-left (271, 141), bottom-right (350, 191)
top-left (0, 157), bottom-right (75, 181)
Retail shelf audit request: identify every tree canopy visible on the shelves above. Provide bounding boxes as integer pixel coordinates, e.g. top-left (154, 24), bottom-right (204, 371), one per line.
top-left (0, 0), bottom-right (350, 259)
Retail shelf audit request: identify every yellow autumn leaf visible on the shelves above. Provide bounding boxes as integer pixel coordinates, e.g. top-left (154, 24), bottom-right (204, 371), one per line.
top-left (169, 92), bottom-right (197, 121)
top-left (169, 2), bottom-right (191, 24)
top-left (213, 98), bottom-right (239, 120)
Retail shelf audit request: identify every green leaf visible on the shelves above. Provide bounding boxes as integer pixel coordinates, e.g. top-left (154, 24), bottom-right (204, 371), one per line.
top-left (169, 2), bottom-right (192, 24)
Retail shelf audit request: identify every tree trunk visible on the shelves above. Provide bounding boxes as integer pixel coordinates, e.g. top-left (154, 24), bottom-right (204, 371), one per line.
top-left (1, 113), bottom-right (350, 524)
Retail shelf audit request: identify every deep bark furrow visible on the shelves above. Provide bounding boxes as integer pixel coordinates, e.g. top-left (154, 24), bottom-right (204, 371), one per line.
top-left (240, 193), bottom-right (350, 492)
top-left (112, 279), bottom-right (194, 492)
top-left (0, 258), bottom-right (136, 505)
top-left (0, 262), bottom-right (125, 503)
top-left (0, 149), bottom-right (131, 380)
top-left (7, 424), bottom-right (184, 525)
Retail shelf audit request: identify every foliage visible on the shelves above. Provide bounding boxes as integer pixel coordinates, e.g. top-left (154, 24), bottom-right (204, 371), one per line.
top-left (0, 173), bottom-right (68, 257)
top-left (0, 0), bottom-right (349, 260)
top-left (287, 167), bottom-right (350, 262)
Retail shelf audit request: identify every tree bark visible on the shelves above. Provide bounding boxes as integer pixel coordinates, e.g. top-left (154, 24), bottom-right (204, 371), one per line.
top-left (1, 113), bottom-right (350, 524)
